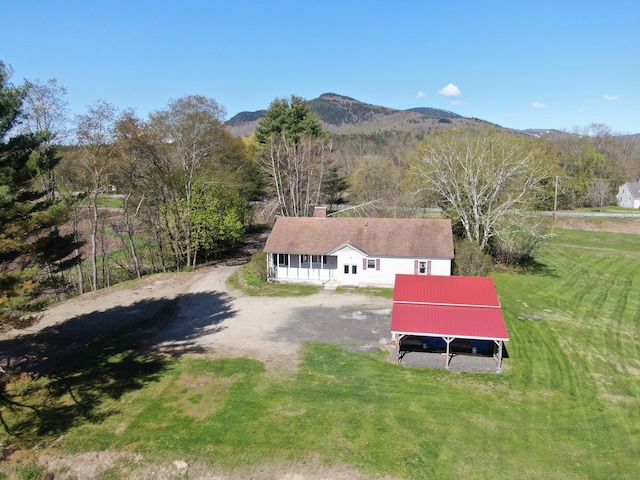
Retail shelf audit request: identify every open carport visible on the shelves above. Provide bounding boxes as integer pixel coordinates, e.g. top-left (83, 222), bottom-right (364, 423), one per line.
top-left (391, 274), bottom-right (510, 372)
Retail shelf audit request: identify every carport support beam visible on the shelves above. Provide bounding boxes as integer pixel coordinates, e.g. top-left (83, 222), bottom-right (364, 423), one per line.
top-left (494, 340), bottom-right (504, 373)
top-left (444, 337), bottom-right (454, 369)
top-left (397, 335), bottom-right (405, 363)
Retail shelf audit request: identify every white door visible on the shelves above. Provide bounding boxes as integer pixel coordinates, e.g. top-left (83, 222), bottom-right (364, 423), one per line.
top-left (342, 264), bottom-right (359, 286)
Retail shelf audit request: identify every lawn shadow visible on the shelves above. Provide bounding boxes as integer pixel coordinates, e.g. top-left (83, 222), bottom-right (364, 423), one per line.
top-left (0, 290), bottom-right (235, 443)
top-left (520, 260), bottom-right (558, 277)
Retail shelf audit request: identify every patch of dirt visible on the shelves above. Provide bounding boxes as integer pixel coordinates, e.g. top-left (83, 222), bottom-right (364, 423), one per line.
top-left (37, 452), bottom-right (403, 480)
top-left (38, 451), bottom-right (144, 479)
top-left (557, 217), bottom-right (640, 234)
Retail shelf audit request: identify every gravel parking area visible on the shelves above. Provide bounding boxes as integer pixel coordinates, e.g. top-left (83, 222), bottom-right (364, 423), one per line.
top-left (273, 305), bottom-right (393, 350)
top-left (1, 264), bottom-right (503, 376)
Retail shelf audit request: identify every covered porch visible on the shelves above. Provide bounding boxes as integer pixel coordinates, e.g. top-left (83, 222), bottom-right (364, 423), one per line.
top-left (269, 253), bottom-right (338, 284)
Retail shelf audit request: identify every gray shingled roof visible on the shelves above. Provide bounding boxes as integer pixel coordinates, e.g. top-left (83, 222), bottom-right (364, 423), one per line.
top-left (264, 217), bottom-right (454, 259)
top-left (625, 181), bottom-right (640, 198)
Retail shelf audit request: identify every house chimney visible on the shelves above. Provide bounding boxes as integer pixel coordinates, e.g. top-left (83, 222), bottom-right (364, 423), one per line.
top-left (314, 206), bottom-right (328, 219)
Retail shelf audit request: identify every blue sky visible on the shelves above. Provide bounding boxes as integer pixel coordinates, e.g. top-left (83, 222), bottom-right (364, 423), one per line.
top-left (3, 0), bottom-right (639, 133)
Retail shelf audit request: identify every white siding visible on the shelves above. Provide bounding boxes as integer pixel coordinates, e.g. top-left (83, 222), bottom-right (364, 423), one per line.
top-left (617, 184), bottom-right (640, 209)
top-left (269, 248), bottom-right (452, 287)
top-left (333, 246), bottom-right (451, 287)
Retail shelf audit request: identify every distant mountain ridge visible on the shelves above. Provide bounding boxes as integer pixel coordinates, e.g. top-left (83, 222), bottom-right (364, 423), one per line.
top-left (225, 93), bottom-right (484, 137)
top-left (405, 107), bottom-right (463, 119)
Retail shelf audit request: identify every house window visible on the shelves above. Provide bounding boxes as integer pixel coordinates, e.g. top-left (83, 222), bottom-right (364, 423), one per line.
top-left (277, 254), bottom-right (289, 266)
top-left (312, 255), bottom-right (320, 263)
top-left (344, 265), bottom-right (349, 274)
top-left (417, 260), bottom-right (432, 275)
top-left (302, 255), bottom-right (309, 264)
top-left (364, 258), bottom-right (380, 270)
top-left (415, 260), bottom-right (432, 275)
top-left (352, 265), bottom-right (357, 274)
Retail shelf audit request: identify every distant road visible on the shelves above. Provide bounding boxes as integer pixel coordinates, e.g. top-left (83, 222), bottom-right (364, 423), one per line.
top-left (541, 211), bottom-right (640, 218)
top-left (422, 207), bottom-right (640, 219)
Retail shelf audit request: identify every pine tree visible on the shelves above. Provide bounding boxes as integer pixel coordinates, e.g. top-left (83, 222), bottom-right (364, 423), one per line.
top-left (0, 61), bottom-right (78, 323)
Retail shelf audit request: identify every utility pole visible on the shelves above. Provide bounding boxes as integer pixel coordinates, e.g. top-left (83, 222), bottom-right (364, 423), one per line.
top-left (553, 175), bottom-right (558, 222)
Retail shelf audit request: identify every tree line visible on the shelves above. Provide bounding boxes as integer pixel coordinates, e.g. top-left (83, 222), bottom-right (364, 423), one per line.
top-left (2, 60), bottom-right (639, 324)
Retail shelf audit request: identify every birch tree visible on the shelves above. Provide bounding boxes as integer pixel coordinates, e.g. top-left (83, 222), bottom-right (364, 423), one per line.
top-left (73, 100), bottom-right (119, 290)
top-left (413, 126), bottom-right (553, 251)
top-left (256, 95), bottom-right (334, 217)
top-left (261, 133), bottom-right (333, 217)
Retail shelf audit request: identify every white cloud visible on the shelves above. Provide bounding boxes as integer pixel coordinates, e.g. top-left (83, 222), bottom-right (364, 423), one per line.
top-left (603, 94), bottom-right (619, 101)
top-left (416, 91), bottom-right (426, 99)
top-left (531, 102), bottom-right (550, 109)
top-left (438, 83), bottom-right (462, 97)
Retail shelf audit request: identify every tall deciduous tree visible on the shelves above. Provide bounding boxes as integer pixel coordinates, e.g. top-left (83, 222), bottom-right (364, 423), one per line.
top-left (413, 126), bottom-right (553, 253)
top-left (20, 78), bottom-right (69, 144)
top-left (73, 100), bottom-right (119, 290)
top-left (0, 61), bottom-right (77, 321)
top-left (115, 96), bottom-right (253, 269)
top-left (20, 78), bottom-right (70, 199)
top-left (147, 95), bottom-right (250, 267)
top-left (588, 179), bottom-right (614, 212)
top-left (256, 95), bottom-right (334, 217)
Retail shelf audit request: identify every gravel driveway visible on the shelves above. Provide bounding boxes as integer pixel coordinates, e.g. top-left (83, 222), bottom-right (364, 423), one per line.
top-left (1, 263), bottom-right (501, 374)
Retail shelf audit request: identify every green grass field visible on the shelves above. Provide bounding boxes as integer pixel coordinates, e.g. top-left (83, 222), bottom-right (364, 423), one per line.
top-left (1, 229), bottom-right (639, 479)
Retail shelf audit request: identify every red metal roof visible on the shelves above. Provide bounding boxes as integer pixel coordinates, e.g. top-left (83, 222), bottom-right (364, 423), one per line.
top-left (393, 274), bottom-right (500, 307)
top-left (391, 274), bottom-right (509, 341)
top-left (391, 303), bottom-right (509, 341)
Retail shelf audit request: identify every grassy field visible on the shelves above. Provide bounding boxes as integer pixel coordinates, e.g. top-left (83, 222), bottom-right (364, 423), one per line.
top-left (1, 229), bottom-right (639, 479)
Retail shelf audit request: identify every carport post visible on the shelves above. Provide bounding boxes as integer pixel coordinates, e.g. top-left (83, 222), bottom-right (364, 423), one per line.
top-left (396, 335), bottom-right (404, 363)
top-left (444, 336), bottom-right (454, 369)
top-left (495, 340), bottom-right (504, 373)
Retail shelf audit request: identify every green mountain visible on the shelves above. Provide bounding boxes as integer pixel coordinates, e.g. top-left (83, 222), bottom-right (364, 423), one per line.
top-left (225, 93), bottom-right (486, 137)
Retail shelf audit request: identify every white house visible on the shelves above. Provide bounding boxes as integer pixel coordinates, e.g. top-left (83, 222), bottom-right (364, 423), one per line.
top-left (617, 181), bottom-right (640, 209)
top-left (263, 208), bottom-right (454, 287)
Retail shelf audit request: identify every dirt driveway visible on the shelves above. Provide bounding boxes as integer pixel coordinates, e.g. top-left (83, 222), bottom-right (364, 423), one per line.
top-left (0, 265), bottom-right (394, 373)
top-left (151, 264), bottom-right (395, 369)
top-left (1, 263), bottom-right (505, 375)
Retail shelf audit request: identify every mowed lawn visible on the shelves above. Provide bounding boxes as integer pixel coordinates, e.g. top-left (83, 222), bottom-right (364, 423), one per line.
top-left (5, 229), bottom-right (640, 479)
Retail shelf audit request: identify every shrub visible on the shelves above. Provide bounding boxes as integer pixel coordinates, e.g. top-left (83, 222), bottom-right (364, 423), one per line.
top-left (489, 216), bottom-right (553, 266)
top-left (16, 462), bottom-right (49, 480)
top-left (242, 251), bottom-right (268, 287)
top-left (453, 239), bottom-right (492, 276)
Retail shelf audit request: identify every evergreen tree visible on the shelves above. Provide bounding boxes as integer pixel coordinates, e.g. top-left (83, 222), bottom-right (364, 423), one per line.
top-left (0, 61), bottom-right (78, 322)
top-left (321, 163), bottom-right (349, 212)
top-left (255, 95), bottom-right (325, 145)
